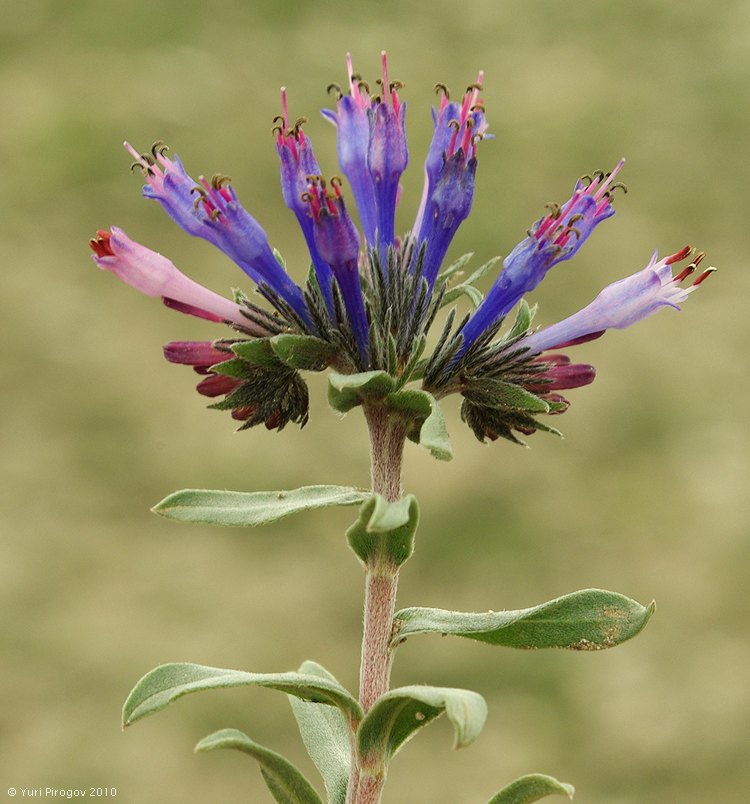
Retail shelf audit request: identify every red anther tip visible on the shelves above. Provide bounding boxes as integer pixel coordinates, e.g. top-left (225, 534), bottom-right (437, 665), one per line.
top-left (673, 264), bottom-right (696, 283)
top-left (665, 245), bottom-right (693, 264)
top-left (692, 266), bottom-right (716, 286)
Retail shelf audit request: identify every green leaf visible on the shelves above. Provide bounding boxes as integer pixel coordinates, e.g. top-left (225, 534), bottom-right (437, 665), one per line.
top-left (441, 283), bottom-right (484, 309)
top-left (488, 773), bottom-right (575, 803)
top-left (271, 335), bottom-right (339, 372)
top-left (438, 251), bottom-right (474, 282)
top-left (386, 389), bottom-right (452, 461)
top-left (392, 589), bottom-right (655, 650)
top-left (346, 494), bottom-right (419, 567)
top-left (195, 729), bottom-right (324, 804)
top-left (503, 299), bottom-right (536, 342)
top-left (328, 371), bottom-right (396, 413)
top-left (231, 338), bottom-right (281, 367)
top-left (357, 685), bottom-right (487, 770)
top-left (288, 662), bottom-right (351, 804)
top-left (122, 663), bottom-right (362, 728)
top-left (152, 485), bottom-right (370, 528)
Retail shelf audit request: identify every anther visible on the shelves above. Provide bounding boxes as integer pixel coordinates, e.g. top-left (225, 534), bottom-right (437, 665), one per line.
top-left (433, 82), bottom-right (451, 99)
top-left (544, 202), bottom-right (562, 218)
top-left (448, 119), bottom-right (461, 131)
top-left (692, 266), bottom-right (716, 286)
top-left (470, 103), bottom-right (485, 112)
top-left (326, 83), bottom-right (342, 98)
top-left (150, 140), bottom-right (169, 158)
top-left (567, 213), bottom-right (585, 225)
top-left (466, 82), bottom-right (484, 92)
top-left (211, 174), bottom-right (232, 189)
top-left (610, 181), bottom-right (628, 194)
top-left (292, 116), bottom-right (307, 134)
top-left (389, 79), bottom-right (405, 92)
top-left (210, 209), bottom-right (222, 221)
top-left (357, 79), bottom-right (370, 94)
top-left (591, 170), bottom-right (605, 182)
top-left (139, 153), bottom-right (155, 166)
top-left (578, 174), bottom-right (593, 187)
top-left (567, 226), bottom-right (582, 240)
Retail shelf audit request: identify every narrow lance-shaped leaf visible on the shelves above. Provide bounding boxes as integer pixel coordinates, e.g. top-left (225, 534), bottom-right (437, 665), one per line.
top-left (122, 663), bottom-right (362, 728)
top-left (195, 729), bottom-right (324, 804)
top-left (288, 661), bottom-right (352, 804)
top-left (152, 485), bottom-right (370, 527)
top-left (392, 589), bottom-right (655, 650)
top-left (357, 685), bottom-right (487, 772)
top-left (488, 773), bottom-right (575, 803)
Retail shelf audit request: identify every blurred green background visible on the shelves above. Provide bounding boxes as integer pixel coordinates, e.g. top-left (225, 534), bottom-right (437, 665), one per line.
top-left (2, 0), bottom-right (748, 801)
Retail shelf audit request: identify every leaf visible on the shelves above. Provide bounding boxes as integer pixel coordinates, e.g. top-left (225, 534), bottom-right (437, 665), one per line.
top-left (346, 494), bottom-right (419, 567)
top-left (328, 371), bottom-right (396, 413)
top-left (195, 729), bottom-right (324, 804)
top-left (122, 663), bottom-right (362, 728)
top-left (441, 283), bottom-right (484, 309)
top-left (357, 685), bottom-right (487, 770)
top-left (152, 485), bottom-right (370, 528)
top-left (271, 334), bottom-right (339, 372)
top-left (386, 389), bottom-right (452, 461)
top-left (438, 251), bottom-right (474, 282)
top-left (392, 589), bottom-right (655, 650)
top-left (488, 773), bottom-right (575, 803)
top-left (288, 662), bottom-right (351, 804)
top-left (231, 338), bottom-right (282, 367)
top-left (503, 299), bottom-right (536, 342)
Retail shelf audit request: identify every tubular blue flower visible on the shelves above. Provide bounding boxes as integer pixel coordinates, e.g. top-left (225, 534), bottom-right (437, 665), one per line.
top-left (412, 76), bottom-right (488, 288)
top-left (89, 227), bottom-right (268, 334)
top-left (517, 246), bottom-right (714, 356)
top-left (125, 142), bottom-right (311, 325)
top-left (366, 51), bottom-right (408, 251)
top-left (274, 89), bottom-right (335, 311)
top-left (322, 53), bottom-right (379, 247)
top-left (304, 176), bottom-right (370, 366)
top-left (457, 160), bottom-right (625, 355)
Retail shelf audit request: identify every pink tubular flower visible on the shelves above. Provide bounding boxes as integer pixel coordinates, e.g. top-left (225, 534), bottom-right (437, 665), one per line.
top-left (89, 227), bottom-right (268, 336)
top-left (517, 246), bottom-right (715, 356)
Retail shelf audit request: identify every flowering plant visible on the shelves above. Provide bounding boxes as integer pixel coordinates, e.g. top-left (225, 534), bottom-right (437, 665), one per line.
top-left (92, 52), bottom-right (712, 803)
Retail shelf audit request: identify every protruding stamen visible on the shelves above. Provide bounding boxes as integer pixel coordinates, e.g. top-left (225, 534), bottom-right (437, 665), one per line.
top-left (665, 245), bottom-right (694, 264)
top-left (434, 82), bottom-right (450, 99)
top-left (593, 158), bottom-right (626, 201)
top-left (151, 140), bottom-right (169, 159)
top-left (327, 82), bottom-right (343, 98)
top-left (692, 266), bottom-right (716, 286)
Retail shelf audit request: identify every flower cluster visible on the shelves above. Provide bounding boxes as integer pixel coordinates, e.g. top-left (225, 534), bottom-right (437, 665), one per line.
top-left (91, 52), bottom-right (713, 443)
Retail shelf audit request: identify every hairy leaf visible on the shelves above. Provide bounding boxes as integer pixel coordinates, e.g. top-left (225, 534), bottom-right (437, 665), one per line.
top-left (288, 662), bottom-right (351, 804)
top-left (122, 663), bottom-right (362, 727)
top-left (328, 371), bottom-right (396, 413)
top-left (152, 485), bottom-right (369, 527)
top-left (346, 494), bottom-right (419, 567)
top-left (488, 773), bottom-right (575, 803)
top-left (392, 589), bottom-right (655, 650)
top-left (195, 729), bottom-right (324, 804)
top-left (357, 685), bottom-right (487, 770)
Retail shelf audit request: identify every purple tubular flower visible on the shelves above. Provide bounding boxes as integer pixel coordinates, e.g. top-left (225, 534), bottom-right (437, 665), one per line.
top-left (274, 89), bottom-right (335, 311)
top-left (367, 51), bottom-right (408, 251)
top-left (412, 75), bottom-right (488, 287)
top-left (125, 142), bottom-right (311, 326)
top-left (89, 226), bottom-right (268, 335)
top-left (518, 245), bottom-right (715, 356)
top-left (305, 177), bottom-right (370, 365)
top-left (322, 53), bottom-right (379, 247)
top-left (457, 160), bottom-right (625, 354)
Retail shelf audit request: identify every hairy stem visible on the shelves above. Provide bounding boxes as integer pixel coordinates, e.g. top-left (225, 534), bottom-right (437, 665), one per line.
top-left (346, 405), bottom-right (407, 804)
